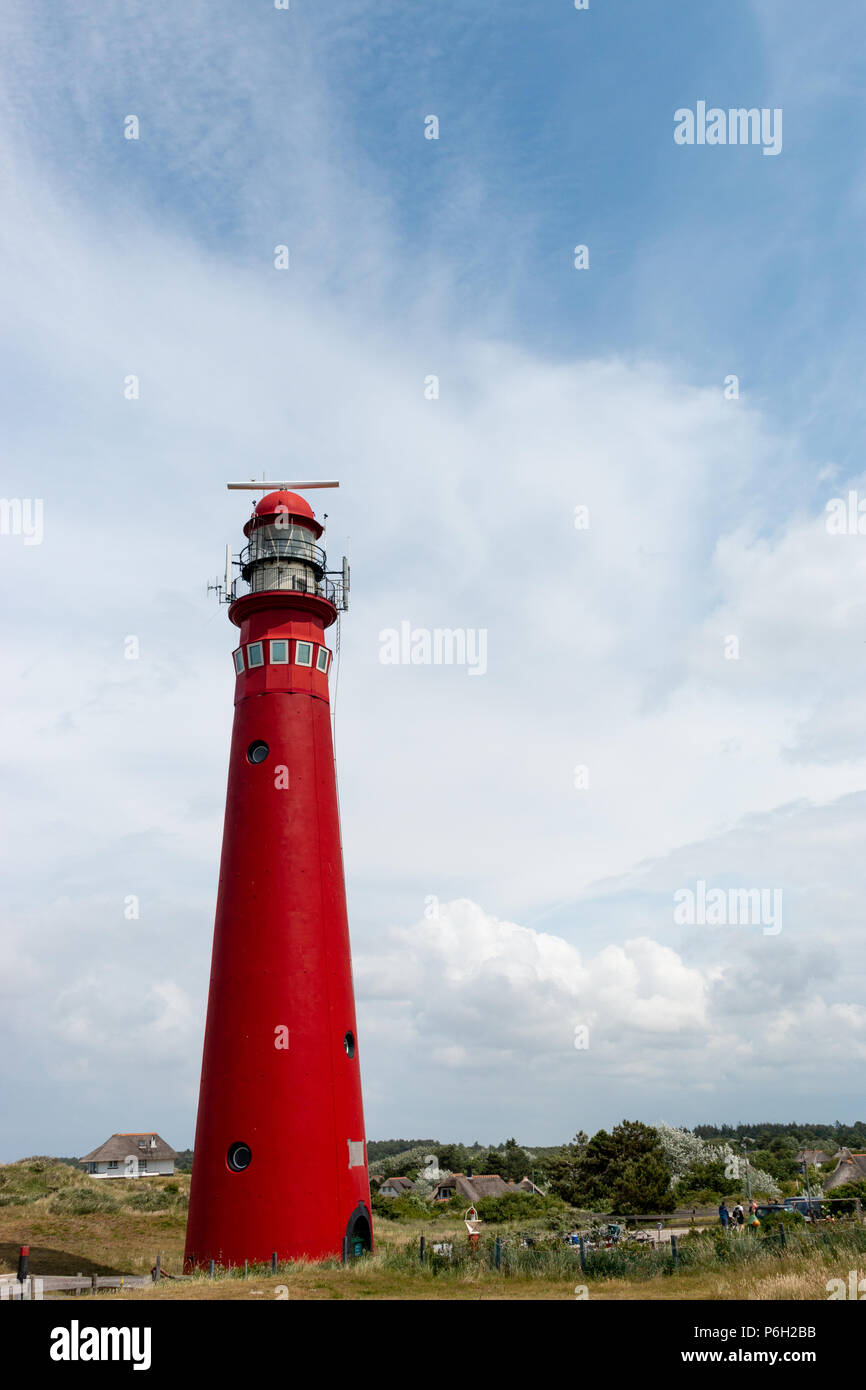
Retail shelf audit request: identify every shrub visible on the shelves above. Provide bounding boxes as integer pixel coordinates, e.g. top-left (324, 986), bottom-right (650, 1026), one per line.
top-left (474, 1192), bottom-right (567, 1225)
top-left (756, 1209), bottom-right (805, 1234)
top-left (48, 1187), bottom-right (120, 1215)
top-left (120, 1186), bottom-right (180, 1212)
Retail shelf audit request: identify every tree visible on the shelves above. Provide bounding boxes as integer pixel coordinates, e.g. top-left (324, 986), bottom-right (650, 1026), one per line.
top-left (609, 1153), bottom-right (676, 1214)
top-left (549, 1120), bottom-right (673, 1212)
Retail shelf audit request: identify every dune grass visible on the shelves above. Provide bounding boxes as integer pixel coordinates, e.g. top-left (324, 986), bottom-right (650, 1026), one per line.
top-left (1, 1159), bottom-right (863, 1300)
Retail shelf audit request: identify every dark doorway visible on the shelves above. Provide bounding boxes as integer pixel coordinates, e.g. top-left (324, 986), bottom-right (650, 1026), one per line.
top-left (344, 1203), bottom-right (372, 1256)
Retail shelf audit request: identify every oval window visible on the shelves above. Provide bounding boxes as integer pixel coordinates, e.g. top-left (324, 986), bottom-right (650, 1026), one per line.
top-left (247, 740), bottom-right (269, 764)
top-left (344, 1031), bottom-right (355, 1059)
top-left (227, 1142), bottom-right (252, 1172)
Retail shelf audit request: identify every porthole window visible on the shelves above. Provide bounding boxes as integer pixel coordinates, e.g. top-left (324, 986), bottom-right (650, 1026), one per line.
top-left (344, 1031), bottom-right (355, 1059)
top-left (233, 649), bottom-right (245, 675)
top-left (247, 740), bottom-right (269, 764)
top-left (247, 642), bottom-right (264, 668)
top-left (295, 641), bottom-right (313, 667)
top-left (227, 1142), bottom-right (252, 1172)
top-left (270, 639), bottom-right (289, 664)
top-left (316, 647), bottom-right (330, 673)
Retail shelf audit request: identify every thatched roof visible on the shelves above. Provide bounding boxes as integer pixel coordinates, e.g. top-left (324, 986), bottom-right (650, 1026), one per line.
top-left (823, 1149), bottom-right (866, 1192)
top-left (79, 1133), bottom-right (177, 1164)
top-left (796, 1148), bottom-right (836, 1166)
top-left (432, 1173), bottom-right (514, 1202)
top-left (378, 1176), bottom-right (414, 1193)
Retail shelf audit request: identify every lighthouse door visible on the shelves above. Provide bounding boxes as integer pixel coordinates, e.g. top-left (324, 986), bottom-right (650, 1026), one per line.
top-left (344, 1204), bottom-right (372, 1256)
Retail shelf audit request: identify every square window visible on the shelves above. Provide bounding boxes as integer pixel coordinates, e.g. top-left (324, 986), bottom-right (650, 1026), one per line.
top-left (233, 649), bottom-right (245, 674)
top-left (247, 642), bottom-right (264, 668)
top-left (295, 641), bottom-right (313, 667)
top-left (316, 647), bottom-right (330, 673)
top-left (270, 640), bottom-right (289, 664)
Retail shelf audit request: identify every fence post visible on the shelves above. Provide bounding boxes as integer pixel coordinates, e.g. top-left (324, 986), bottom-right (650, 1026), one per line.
top-left (578, 1237), bottom-right (586, 1274)
top-left (153, 1253), bottom-right (161, 1283)
top-left (856, 1199), bottom-right (863, 1225)
top-left (208, 1260), bottom-right (215, 1279)
top-left (272, 1252), bottom-right (278, 1274)
top-left (494, 1236), bottom-right (502, 1271)
top-left (671, 1234), bottom-right (679, 1269)
top-left (74, 1272), bottom-right (82, 1298)
top-left (419, 1236), bottom-right (425, 1265)
top-left (779, 1222), bottom-right (786, 1248)
top-left (17, 1247), bottom-right (29, 1283)
top-left (91, 1274), bottom-right (98, 1296)
top-left (244, 1259), bottom-right (248, 1279)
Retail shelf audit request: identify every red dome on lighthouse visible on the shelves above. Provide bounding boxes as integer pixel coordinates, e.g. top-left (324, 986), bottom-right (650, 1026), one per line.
top-left (243, 489), bottom-right (323, 539)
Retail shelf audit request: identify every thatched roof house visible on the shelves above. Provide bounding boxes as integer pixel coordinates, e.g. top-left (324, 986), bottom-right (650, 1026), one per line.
top-left (432, 1173), bottom-right (538, 1203)
top-left (377, 1176), bottom-right (415, 1197)
top-left (80, 1133), bottom-right (177, 1178)
top-left (795, 1148), bottom-right (836, 1168)
top-left (822, 1148), bottom-right (866, 1192)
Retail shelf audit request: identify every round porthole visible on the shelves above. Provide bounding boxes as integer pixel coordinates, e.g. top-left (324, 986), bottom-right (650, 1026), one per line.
top-left (344, 1031), bottom-right (355, 1059)
top-left (227, 1142), bottom-right (252, 1172)
top-left (247, 740), bottom-right (269, 765)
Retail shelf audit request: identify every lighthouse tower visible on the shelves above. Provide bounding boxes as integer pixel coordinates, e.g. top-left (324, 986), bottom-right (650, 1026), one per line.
top-left (184, 485), bottom-right (372, 1269)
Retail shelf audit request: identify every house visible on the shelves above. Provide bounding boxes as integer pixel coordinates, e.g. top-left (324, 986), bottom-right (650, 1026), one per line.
top-left (432, 1173), bottom-right (515, 1203)
top-left (795, 1148), bottom-right (836, 1169)
top-left (510, 1176), bottom-right (544, 1195)
top-left (79, 1133), bottom-right (178, 1178)
top-left (377, 1176), bottom-right (415, 1198)
top-left (822, 1149), bottom-right (866, 1193)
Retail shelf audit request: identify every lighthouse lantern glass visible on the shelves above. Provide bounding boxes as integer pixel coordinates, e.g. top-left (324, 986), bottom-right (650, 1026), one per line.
top-left (246, 517), bottom-right (323, 597)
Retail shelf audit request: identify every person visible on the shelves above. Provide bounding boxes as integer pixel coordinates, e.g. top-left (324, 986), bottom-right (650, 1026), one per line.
top-left (733, 1203), bottom-right (745, 1228)
top-left (749, 1198), bottom-right (758, 1215)
top-left (719, 1201), bottom-right (729, 1229)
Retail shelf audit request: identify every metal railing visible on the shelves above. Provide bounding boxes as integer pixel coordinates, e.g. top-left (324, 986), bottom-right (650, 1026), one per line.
top-left (240, 537), bottom-right (326, 569)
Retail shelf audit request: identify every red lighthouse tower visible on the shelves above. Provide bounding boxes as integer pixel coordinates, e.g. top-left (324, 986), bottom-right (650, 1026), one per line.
top-left (184, 483), bottom-right (372, 1269)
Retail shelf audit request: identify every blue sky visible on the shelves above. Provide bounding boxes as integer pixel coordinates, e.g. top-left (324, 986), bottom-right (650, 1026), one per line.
top-left (2, 1), bottom-right (866, 1159)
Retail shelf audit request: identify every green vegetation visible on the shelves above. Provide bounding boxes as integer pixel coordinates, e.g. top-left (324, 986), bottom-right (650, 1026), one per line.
top-left (693, 1121), bottom-right (866, 1151)
top-left (546, 1122), bottom-right (676, 1213)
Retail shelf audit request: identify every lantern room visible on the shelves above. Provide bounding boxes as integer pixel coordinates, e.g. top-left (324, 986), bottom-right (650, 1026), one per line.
top-left (240, 490), bottom-right (325, 597)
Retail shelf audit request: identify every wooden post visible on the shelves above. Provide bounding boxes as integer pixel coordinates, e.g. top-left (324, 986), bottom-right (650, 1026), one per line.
top-left (779, 1222), bottom-right (786, 1247)
top-left (91, 1273), bottom-right (98, 1296)
top-left (856, 1198), bottom-right (863, 1225)
top-left (29, 1277), bottom-right (38, 1301)
top-left (578, 1237), bottom-right (586, 1273)
top-left (671, 1234), bottom-right (679, 1269)
top-left (153, 1253), bottom-right (161, 1283)
top-left (74, 1272), bottom-right (82, 1298)
top-left (244, 1259), bottom-right (248, 1279)
top-left (341, 1238), bottom-right (348, 1266)
top-left (271, 1252), bottom-right (278, 1274)
top-left (419, 1236), bottom-right (425, 1265)
top-left (208, 1260), bottom-right (215, 1279)
top-left (494, 1236), bottom-right (502, 1271)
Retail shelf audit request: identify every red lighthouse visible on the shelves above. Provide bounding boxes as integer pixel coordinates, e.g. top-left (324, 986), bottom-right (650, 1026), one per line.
top-left (184, 483), bottom-right (372, 1269)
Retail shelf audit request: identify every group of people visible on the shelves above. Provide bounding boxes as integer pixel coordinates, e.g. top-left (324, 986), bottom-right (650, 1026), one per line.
top-left (719, 1199), bottom-right (760, 1230)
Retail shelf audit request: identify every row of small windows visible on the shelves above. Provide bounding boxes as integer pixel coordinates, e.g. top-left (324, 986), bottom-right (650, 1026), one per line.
top-left (233, 640), bottom-right (330, 676)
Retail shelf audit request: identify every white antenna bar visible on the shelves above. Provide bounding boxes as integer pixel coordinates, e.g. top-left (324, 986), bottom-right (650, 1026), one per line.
top-left (226, 481), bottom-right (339, 490)
top-left (225, 544), bottom-right (232, 594)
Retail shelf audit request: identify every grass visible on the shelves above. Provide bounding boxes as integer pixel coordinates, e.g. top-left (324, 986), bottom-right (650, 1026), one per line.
top-left (1, 1159), bottom-right (863, 1300)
